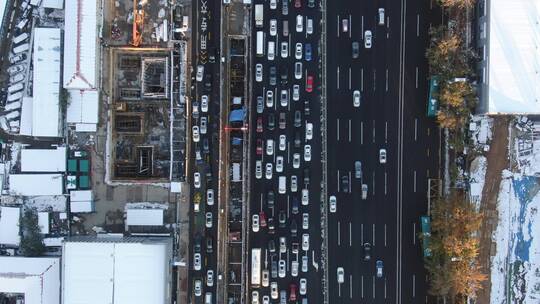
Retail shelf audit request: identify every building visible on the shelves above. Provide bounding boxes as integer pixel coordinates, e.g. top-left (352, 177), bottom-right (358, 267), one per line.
top-left (476, 0), bottom-right (540, 114)
top-left (0, 206), bottom-right (21, 246)
top-left (9, 174), bottom-right (64, 196)
top-left (62, 236), bottom-right (172, 304)
top-left (0, 256), bottom-right (61, 304)
top-left (21, 147), bottom-right (67, 172)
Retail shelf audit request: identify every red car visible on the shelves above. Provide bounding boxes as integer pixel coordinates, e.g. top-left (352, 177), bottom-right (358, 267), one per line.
top-left (256, 139), bottom-right (263, 155)
top-left (289, 283), bottom-right (297, 301)
top-left (306, 75), bottom-right (314, 92)
top-left (256, 117), bottom-right (263, 133)
top-left (259, 211), bottom-right (267, 227)
top-left (294, 0), bottom-right (301, 8)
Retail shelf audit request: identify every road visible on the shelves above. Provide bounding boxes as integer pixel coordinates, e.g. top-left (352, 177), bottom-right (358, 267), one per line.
top-left (325, 0), bottom-right (441, 303)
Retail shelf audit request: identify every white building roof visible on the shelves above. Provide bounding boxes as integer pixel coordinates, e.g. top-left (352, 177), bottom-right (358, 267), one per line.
top-left (62, 237), bottom-right (171, 304)
top-left (21, 147), bottom-right (67, 172)
top-left (38, 212), bottom-right (50, 234)
top-left (19, 97), bottom-right (33, 136)
top-left (70, 190), bottom-right (93, 201)
top-left (0, 206), bottom-right (20, 246)
top-left (42, 0), bottom-right (64, 9)
top-left (0, 257), bottom-right (61, 304)
top-left (63, 0), bottom-right (98, 90)
top-left (66, 90), bottom-right (99, 127)
top-left (126, 209), bottom-right (164, 226)
top-left (32, 28), bottom-right (61, 137)
top-left (70, 190), bottom-right (94, 213)
top-left (486, 0), bottom-right (540, 114)
top-left (9, 174), bottom-right (63, 196)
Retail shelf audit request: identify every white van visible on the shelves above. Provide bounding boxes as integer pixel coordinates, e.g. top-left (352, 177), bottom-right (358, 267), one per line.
top-left (205, 292), bottom-right (212, 304)
top-left (8, 83), bottom-right (24, 94)
top-left (5, 110), bottom-right (20, 120)
top-left (16, 18), bottom-right (29, 30)
top-left (7, 92), bottom-right (23, 103)
top-left (5, 101), bottom-right (21, 111)
top-left (267, 41), bottom-right (275, 60)
top-left (378, 8), bottom-right (385, 25)
top-left (278, 176), bottom-right (286, 194)
top-left (306, 19), bottom-right (313, 34)
top-left (283, 20), bottom-right (289, 37)
top-left (361, 184), bottom-right (368, 199)
top-left (196, 65), bottom-right (204, 82)
top-left (13, 43), bottom-right (29, 54)
top-left (13, 33), bottom-right (29, 45)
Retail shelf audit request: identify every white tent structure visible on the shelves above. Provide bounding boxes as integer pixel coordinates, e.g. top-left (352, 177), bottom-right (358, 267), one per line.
top-left (62, 236), bottom-right (172, 304)
top-left (21, 147), bottom-right (67, 172)
top-left (0, 257), bottom-right (61, 304)
top-left (0, 206), bottom-right (21, 246)
top-left (66, 90), bottom-right (99, 132)
top-left (9, 174), bottom-right (63, 196)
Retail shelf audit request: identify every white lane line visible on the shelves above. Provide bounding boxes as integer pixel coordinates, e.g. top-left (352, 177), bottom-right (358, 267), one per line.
top-left (372, 224), bottom-right (376, 246)
top-left (413, 275), bottom-right (416, 298)
top-left (338, 281), bottom-right (342, 297)
top-left (413, 170), bottom-right (417, 193)
top-left (349, 15), bottom-right (352, 38)
top-left (372, 120), bottom-right (376, 143)
top-left (337, 221), bottom-right (341, 246)
top-left (348, 171), bottom-right (352, 193)
top-left (360, 121), bottom-right (364, 145)
top-left (361, 16), bottom-right (364, 37)
top-left (361, 223), bottom-right (364, 244)
top-left (337, 169), bottom-right (340, 191)
top-left (287, 142), bottom-right (291, 163)
top-left (361, 276), bottom-right (364, 298)
top-left (348, 119), bottom-right (352, 142)
top-left (385, 68), bottom-right (389, 92)
top-left (417, 14), bottom-right (420, 37)
top-left (337, 66), bottom-right (340, 89)
top-left (415, 66), bottom-right (419, 88)
top-left (349, 67), bottom-right (352, 90)
top-left (385, 278), bottom-right (388, 298)
top-left (337, 15), bottom-right (340, 37)
top-left (350, 275), bottom-right (353, 298)
top-left (260, 193), bottom-right (264, 210)
top-left (373, 69), bottom-right (376, 91)
top-left (384, 224), bottom-right (387, 247)
top-left (414, 118), bottom-right (418, 141)
top-left (372, 171), bottom-right (376, 196)
top-left (385, 121), bottom-right (388, 143)
top-left (349, 222), bottom-right (352, 246)
top-left (361, 68), bottom-right (364, 91)
top-left (287, 195), bottom-right (290, 217)
top-left (337, 118), bottom-right (340, 141)
top-left (413, 222), bottom-right (416, 245)
top-left (384, 171), bottom-right (387, 195)
top-left (274, 87), bottom-right (278, 111)
top-left (372, 276), bottom-right (376, 299)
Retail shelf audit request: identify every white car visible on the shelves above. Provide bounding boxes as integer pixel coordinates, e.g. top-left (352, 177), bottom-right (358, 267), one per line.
top-left (192, 126), bottom-right (200, 142)
top-left (265, 163), bottom-right (273, 179)
top-left (305, 123), bottom-right (313, 140)
top-left (280, 89), bottom-right (289, 107)
top-left (262, 270), bottom-right (270, 287)
top-left (200, 117), bottom-right (207, 134)
top-left (196, 65), bottom-right (204, 81)
top-left (262, 295), bottom-right (270, 304)
top-left (255, 160), bottom-right (263, 179)
top-left (201, 95), bottom-right (209, 112)
top-left (353, 90), bottom-right (361, 107)
top-left (342, 19), bottom-right (348, 32)
top-left (294, 62), bottom-right (303, 79)
top-left (194, 172), bottom-right (201, 188)
top-left (379, 148), bottom-right (387, 163)
top-left (378, 8), bottom-right (385, 25)
top-left (252, 291), bottom-right (260, 304)
top-left (306, 18), bottom-right (313, 34)
top-left (301, 189), bottom-right (309, 205)
top-left (302, 255), bottom-right (309, 272)
top-left (252, 214), bottom-right (260, 232)
top-left (293, 153), bottom-right (301, 168)
top-left (266, 90), bottom-right (274, 107)
top-left (302, 213), bottom-right (309, 229)
top-left (194, 279), bottom-right (202, 296)
top-left (364, 30), bottom-right (372, 48)
top-left (205, 212), bottom-right (213, 228)
top-left (278, 260), bottom-right (286, 278)
top-left (295, 43), bottom-right (303, 60)
top-left (266, 139), bottom-right (274, 155)
top-left (304, 144), bottom-right (311, 161)
top-left (281, 41), bottom-right (288, 58)
top-left (279, 134), bottom-right (286, 151)
top-left (270, 19), bottom-right (277, 36)
top-left (291, 175), bottom-right (298, 192)
top-left (300, 278), bottom-right (307, 295)
top-left (279, 236), bottom-right (287, 253)
top-left (291, 260), bottom-right (299, 277)
top-left (302, 233), bottom-right (309, 251)
top-left (296, 15), bottom-right (303, 32)
top-left (271, 282), bottom-right (279, 299)
top-left (337, 267), bottom-right (344, 283)
top-left (256, 63), bottom-right (263, 82)
top-left (329, 195), bottom-right (337, 213)
top-left (276, 156), bottom-right (284, 172)
top-left (293, 84), bottom-right (300, 101)
top-left (207, 189), bottom-right (214, 205)
top-left (270, 0), bottom-right (277, 9)
top-left (207, 270), bottom-right (214, 287)
top-left (194, 253), bottom-right (202, 271)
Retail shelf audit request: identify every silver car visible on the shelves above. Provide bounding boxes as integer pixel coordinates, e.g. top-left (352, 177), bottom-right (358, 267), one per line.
top-left (355, 161), bottom-right (362, 179)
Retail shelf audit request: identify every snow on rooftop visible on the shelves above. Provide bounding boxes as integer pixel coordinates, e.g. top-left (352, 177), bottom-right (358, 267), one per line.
top-left (0, 256), bottom-right (61, 304)
top-left (63, 0), bottom-right (98, 90)
top-left (66, 89), bottom-right (99, 127)
top-left (487, 0), bottom-right (540, 114)
top-left (42, 0), bottom-right (64, 9)
top-left (19, 97), bottom-right (33, 136)
top-left (38, 212), bottom-right (50, 234)
top-left (0, 206), bottom-right (20, 246)
top-left (62, 238), bottom-right (171, 304)
top-left (9, 174), bottom-right (63, 196)
top-left (21, 146), bottom-right (67, 172)
top-left (32, 28), bottom-right (61, 137)
top-left (126, 209), bottom-right (164, 226)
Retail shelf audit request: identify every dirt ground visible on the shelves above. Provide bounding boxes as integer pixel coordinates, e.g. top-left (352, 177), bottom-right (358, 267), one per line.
top-left (476, 117), bottom-right (511, 304)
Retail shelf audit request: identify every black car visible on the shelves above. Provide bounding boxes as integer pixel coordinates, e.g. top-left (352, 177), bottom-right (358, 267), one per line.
top-left (363, 243), bottom-right (371, 261)
top-left (304, 100), bottom-right (310, 116)
top-left (269, 66), bottom-right (277, 86)
top-left (280, 65), bottom-right (288, 84)
top-left (271, 254), bottom-right (278, 278)
top-left (303, 168), bottom-right (310, 185)
top-left (268, 217), bottom-right (275, 234)
top-left (267, 190), bottom-right (275, 207)
top-left (290, 219), bottom-right (298, 237)
top-left (206, 237), bottom-right (213, 253)
top-left (307, 0), bottom-right (315, 8)
top-left (202, 138), bottom-right (210, 153)
top-left (194, 237), bottom-right (202, 253)
top-left (294, 131), bottom-right (302, 148)
top-left (352, 41), bottom-right (360, 59)
top-left (279, 210), bottom-right (286, 228)
top-left (341, 175), bottom-right (349, 193)
top-left (268, 113), bottom-right (275, 130)
top-left (294, 110), bottom-right (302, 128)
top-left (292, 197), bottom-right (299, 214)
top-left (268, 239), bottom-right (276, 253)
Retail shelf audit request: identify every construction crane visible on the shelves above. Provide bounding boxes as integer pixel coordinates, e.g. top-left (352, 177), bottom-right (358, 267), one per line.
top-left (130, 0), bottom-right (145, 47)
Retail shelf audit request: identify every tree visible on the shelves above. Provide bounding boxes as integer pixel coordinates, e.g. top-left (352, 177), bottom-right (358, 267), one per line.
top-left (438, 0), bottom-right (476, 10)
top-left (19, 209), bottom-right (45, 257)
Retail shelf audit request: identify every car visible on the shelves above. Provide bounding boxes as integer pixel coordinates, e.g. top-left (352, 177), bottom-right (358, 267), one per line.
top-left (206, 237), bottom-right (213, 253)
top-left (363, 243), bottom-right (372, 261)
top-left (205, 212), bottom-right (213, 228)
top-left (293, 84), bottom-right (300, 101)
top-left (266, 90), bottom-right (274, 107)
top-left (270, 19), bottom-right (277, 36)
top-left (279, 135), bottom-right (286, 151)
top-left (270, 0), bottom-right (277, 9)
top-left (268, 41), bottom-right (275, 60)
top-left (306, 123), bottom-right (313, 140)
top-left (271, 282), bottom-right (279, 299)
top-left (302, 234), bottom-right (309, 251)
top-left (269, 66), bottom-right (277, 85)
top-left (256, 139), bottom-right (263, 155)
top-left (329, 195), bottom-right (337, 213)
top-left (280, 290), bottom-right (287, 304)
top-left (256, 117), bottom-right (263, 133)
top-left (378, 8), bottom-right (385, 25)
top-left (194, 172), bottom-right (201, 188)
top-left (281, 41), bottom-right (289, 58)
top-left (308, 0), bottom-right (315, 7)
top-left (376, 260), bottom-right (383, 277)
top-left (306, 18), bottom-right (313, 34)
top-left (342, 19), bottom-right (348, 32)
top-left (302, 255), bottom-right (309, 272)
top-left (207, 189), bottom-right (214, 205)
top-left (352, 41), bottom-right (359, 58)
top-left (194, 253), bottom-right (202, 271)
top-left (9, 73), bottom-right (24, 84)
top-left (257, 96), bottom-right (264, 113)
top-left (262, 295), bottom-right (269, 304)
top-left (192, 101), bottom-right (200, 119)
top-left (289, 283), bottom-right (298, 301)
top-left (295, 62), bottom-right (303, 79)
top-left (293, 153), bottom-right (301, 168)
top-left (265, 163), bottom-right (273, 179)
top-left (194, 279), bottom-right (202, 296)
top-left (299, 278), bottom-right (307, 295)
top-left (301, 189), bottom-right (309, 205)
top-left (280, 89), bottom-right (289, 107)
top-left (192, 126), bottom-right (200, 142)
top-left (305, 43), bottom-right (312, 61)
top-left (303, 167), bottom-right (310, 185)
top-left (279, 112), bottom-right (287, 129)
top-left (9, 53), bottom-right (26, 64)
top-left (302, 213), bottom-right (309, 229)
top-left (295, 43), bottom-right (303, 59)
top-left (337, 267), bottom-right (344, 283)
top-left (255, 160), bottom-right (262, 179)
top-left (353, 90), bottom-right (361, 107)
top-left (268, 113), bottom-right (276, 130)
top-left (201, 95), bottom-right (209, 112)
top-left (283, 19), bottom-right (289, 37)
top-left (294, 0), bottom-right (301, 8)
top-left (304, 145), bottom-right (311, 161)
top-left (256, 63), bottom-right (263, 82)
top-left (268, 217), bottom-right (274, 234)
top-left (291, 259), bottom-right (299, 276)
top-left (294, 110), bottom-right (302, 128)
top-left (252, 291), bottom-right (260, 304)
top-left (271, 256), bottom-right (278, 278)
top-left (290, 219), bottom-right (298, 237)
top-left (279, 211), bottom-right (286, 228)
top-left (292, 197), bottom-right (299, 214)
top-left (296, 15), bottom-right (303, 32)
top-left (267, 190), bottom-right (275, 207)
top-left (362, 183), bottom-right (368, 199)
top-left (341, 175), bottom-right (349, 193)
top-left (200, 117), bottom-right (207, 134)
top-left (196, 65), bottom-right (204, 81)
top-left (306, 75), bottom-right (314, 92)
top-left (7, 64), bottom-right (24, 75)
top-left (279, 237), bottom-right (287, 253)
top-left (282, 0), bottom-right (289, 15)
top-left (207, 270), bottom-right (214, 287)
top-left (276, 156), bottom-right (284, 172)
top-left (355, 161), bottom-right (362, 179)
top-left (379, 149), bottom-right (387, 163)
top-left (268, 239), bottom-right (276, 252)
top-left (266, 139), bottom-right (274, 155)
top-left (304, 100), bottom-right (311, 116)
top-left (252, 214), bottom-right (260, 232)
top-left (364, 30), bottom-right (372, 48)
top-left (278, 260), bottom-right (286, 278)
top-left (203, 138), bottom-right (210, 154)
top-left (291, 175), bottom-right (298, 192)
top-left (262, 270), bottom-right (270, 287)
top-left (280, 65), bottom-right (288, 84)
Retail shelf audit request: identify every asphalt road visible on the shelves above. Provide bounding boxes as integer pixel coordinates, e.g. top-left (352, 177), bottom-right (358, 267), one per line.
top-left (326, 0), bottom-right (441, 303)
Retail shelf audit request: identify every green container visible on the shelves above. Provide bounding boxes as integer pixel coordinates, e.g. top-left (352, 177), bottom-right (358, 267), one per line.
top-left (68, 159), bottom-right (77, 172)
top-left (79, 160), bottom-right (89, 173)
top-left (79, 175), bottom-right (89, 188)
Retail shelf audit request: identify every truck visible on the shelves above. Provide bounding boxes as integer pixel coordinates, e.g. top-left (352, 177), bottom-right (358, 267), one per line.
top-left (255, 4), bottom-right (264, 28)
top-left (251, 248), bottom-right (261, 287)
top-left (420, 216), bottom-right (432, 257)
top-left (256, 31), bottom-right (265, 57)
top-left (232, 163), bottom-right (241, 182)
top-left (13, 33), bottom-right (29, 45)
top-left (427, 76), bottom-right (440, 117)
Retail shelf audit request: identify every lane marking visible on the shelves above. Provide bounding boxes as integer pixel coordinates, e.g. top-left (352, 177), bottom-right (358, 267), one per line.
top-left (338, 221), bottom-right (341, 246)
top-left (414, 170), bottom-right (417, 193)
top-left (373, 69), bottom-right (377, 91)
top-left (337, 15), bottom-right (340, 37)
top-left (385, 121), bottom-right (388, 143)
top-left (361, 68), bottom-right (364, 92)
top-left (384, 224), bottom-right (387, 247)
top-left (372, 120), bottom-right (376, 143)
top-left (349, 67), bottom-right (352, 90)
top-left (349, 15), bottom-right (352, 38)
top-left (385, 68), bottom-right (389, 92)
top-left (361, 223), bottom-right (364, 244)
top-left (348, 119), bottom-right (352, 142)
top-left (414, 118), bottom-right (418, 141)
top-left (361, 275), bottom-right (364, 298)
top-left (372, 276), bottom-right (376, 299)
top-left (361, 15), bottom-right (364, 37)
top-left (415, 66), bottom-right (419, 88)
top-left (350, 275), bottom-right (353, 298)
top-left (417, 14), bottom-right (420, 36)
top-left (349, 222), bottom-right (352, 246)
top-left (413, 274), bottom-right (416, 298)
top-left (413, 222), bottom-right (416, 245)
top-left (360, 121), bottom-right (364, 145)
top-left (372, 171), bottom-right (376, 196)
top-left (372, 223), bottom-right (376, 246)
top-left (337, 66), bottom-right (340, 89)
top-left (337, 118), bottom-right (340, 141)
top-left (384, 171), bottom-right (388, 195)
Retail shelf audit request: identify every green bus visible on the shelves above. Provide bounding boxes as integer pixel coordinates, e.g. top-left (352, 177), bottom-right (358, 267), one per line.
top-left (420, 216), bottom-right (432, 257)
top-left (427, 76), bottom-right (440, 117)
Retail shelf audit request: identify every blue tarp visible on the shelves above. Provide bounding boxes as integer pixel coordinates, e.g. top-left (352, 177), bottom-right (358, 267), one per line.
top-left (232, 137), bottom-right (242, 145)
top-left (229, 108), bottom-right (245, 123)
